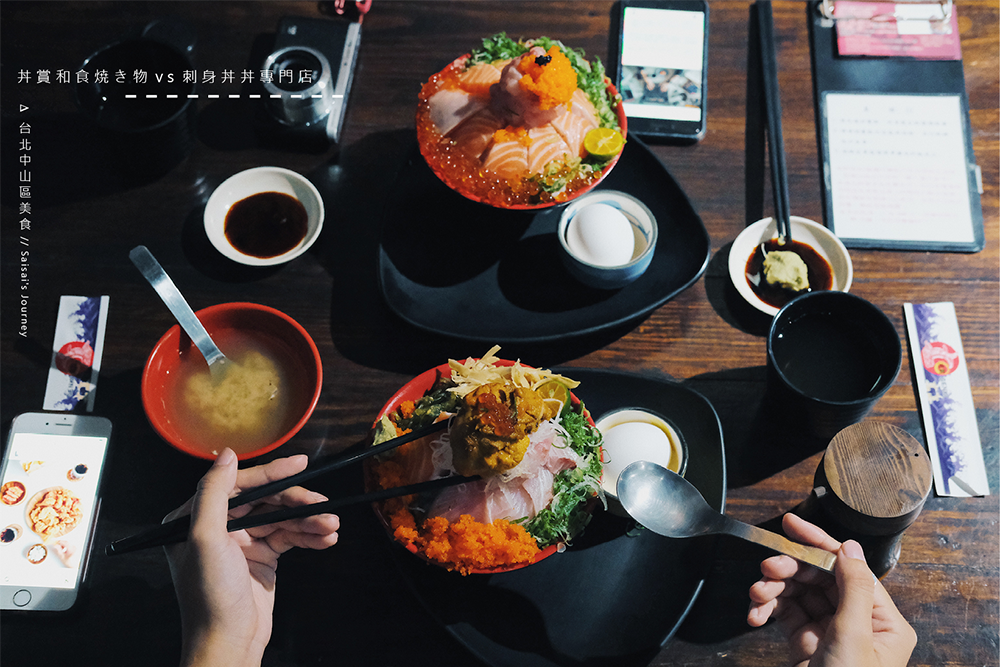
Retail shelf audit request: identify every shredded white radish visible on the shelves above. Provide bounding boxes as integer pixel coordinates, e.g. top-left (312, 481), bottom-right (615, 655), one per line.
top-left (447, 345), bottom-right (579, 397)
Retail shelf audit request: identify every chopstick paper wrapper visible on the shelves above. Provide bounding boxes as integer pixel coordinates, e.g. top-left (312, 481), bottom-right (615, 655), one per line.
top-left (106, 474), bottom-right (478, 555)
top-left (904, 302), bottom-right (990, 497)
top-left (43, 295), bottom-right (110, 412)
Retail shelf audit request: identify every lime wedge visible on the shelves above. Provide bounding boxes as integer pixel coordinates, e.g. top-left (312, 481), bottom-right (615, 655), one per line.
top-left (584, 127), bottom-right (625, 159)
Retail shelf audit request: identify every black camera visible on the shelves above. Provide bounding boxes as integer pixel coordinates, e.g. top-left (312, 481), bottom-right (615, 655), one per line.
top-left (254, 16), bottom-right (362, 151)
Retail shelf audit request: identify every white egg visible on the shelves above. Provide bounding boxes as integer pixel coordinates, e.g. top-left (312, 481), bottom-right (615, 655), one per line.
top-left (565, 203), bottom-right (635, 267)
top-left (601, 421), bottom-right (674, 497)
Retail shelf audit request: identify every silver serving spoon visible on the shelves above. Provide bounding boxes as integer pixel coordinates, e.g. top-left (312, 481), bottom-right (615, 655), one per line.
top-left (617, 461), bottom-right (836, 573)
top-left (129, 245), bottom-right (229, 378)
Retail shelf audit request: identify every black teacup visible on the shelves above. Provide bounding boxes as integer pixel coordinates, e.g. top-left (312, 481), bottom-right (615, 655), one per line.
top-left (75, 22), bottom-right (196, 177)
top-left (765, 291), bottom-right (902, 444)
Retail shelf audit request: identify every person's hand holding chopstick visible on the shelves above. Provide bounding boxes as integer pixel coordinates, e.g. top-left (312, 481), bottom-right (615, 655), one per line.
top-left (164, 448), bottom-right (340, 667)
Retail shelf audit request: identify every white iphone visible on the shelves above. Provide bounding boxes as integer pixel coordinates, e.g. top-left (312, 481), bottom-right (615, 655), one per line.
top-left (1, 412), bottom-right (111, 611)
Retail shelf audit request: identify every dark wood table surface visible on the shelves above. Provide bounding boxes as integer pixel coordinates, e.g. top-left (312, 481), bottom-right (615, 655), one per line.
top-left (2, 2), bottom-right (997, 666)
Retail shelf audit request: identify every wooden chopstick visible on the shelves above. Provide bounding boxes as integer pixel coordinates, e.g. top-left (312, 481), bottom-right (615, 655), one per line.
top-left (757, 0), bottom-right (792, 243)
top-left (105, 418), bottom-right (451, 556)
top-left (106, 473), bottom-right (479, 555)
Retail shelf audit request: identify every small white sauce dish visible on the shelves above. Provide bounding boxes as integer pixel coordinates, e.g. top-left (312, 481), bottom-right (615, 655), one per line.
top-left (557, 190), bottom-right (657, 289)
top-left (728, 216), bottom-right (853, 317)
top-left (204, 166), bottom-right (324, 267)
top-left (596, 408), bottom-right (687, 510)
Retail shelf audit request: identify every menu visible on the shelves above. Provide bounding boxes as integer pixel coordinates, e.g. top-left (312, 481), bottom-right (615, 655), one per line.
top-left (822, 92), bottom-right (978, 247)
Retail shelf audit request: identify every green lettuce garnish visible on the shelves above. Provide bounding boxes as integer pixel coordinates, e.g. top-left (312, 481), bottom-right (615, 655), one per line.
top-left (520, 405), bottom-right (604, 547)
top-left (372, 382), bottom-right (460, 445)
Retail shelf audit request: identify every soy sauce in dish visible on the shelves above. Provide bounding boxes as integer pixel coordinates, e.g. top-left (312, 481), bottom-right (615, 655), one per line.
top-left (224, 192), bottom-right (308, 259)
top-left (745, 239), bottom-right (833, 309)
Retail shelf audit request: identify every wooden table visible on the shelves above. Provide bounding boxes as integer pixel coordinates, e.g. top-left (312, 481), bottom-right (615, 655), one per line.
top-left (2, 2), bottom-right (996, 666)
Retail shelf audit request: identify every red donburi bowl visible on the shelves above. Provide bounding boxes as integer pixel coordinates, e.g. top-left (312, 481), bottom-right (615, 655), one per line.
top-left (367, 359), bottom-right (596, 574)
top-left (417, 53), bottom-right (628, 211)
top-left (141, 302), bottom-right (322, 461)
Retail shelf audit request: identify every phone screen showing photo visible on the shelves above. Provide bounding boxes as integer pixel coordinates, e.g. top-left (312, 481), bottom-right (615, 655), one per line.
top-left (0, 433), bottom-right (108, 590)
top-left (619, 6), bottom-right (706, 123)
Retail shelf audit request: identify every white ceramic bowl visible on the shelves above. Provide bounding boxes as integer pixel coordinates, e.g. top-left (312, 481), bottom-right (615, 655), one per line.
top-left (728, 216), bottom-right (853, 316)
top-left (204, 166), bottom-right (324, 266)
top-left (557, 190), bottom-right (657, 289)
top-left (595, 407), bottom-right (687, 502)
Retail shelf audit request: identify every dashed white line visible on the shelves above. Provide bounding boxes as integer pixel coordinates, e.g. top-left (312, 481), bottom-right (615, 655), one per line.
top-left (125, 93), bottom-right (348, 100)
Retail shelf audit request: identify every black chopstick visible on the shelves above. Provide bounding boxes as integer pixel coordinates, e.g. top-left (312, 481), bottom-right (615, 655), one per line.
top-left (757, 0), bottom-right (792, 244)
top-left (106, 474), bottom-right (479, 555)
top-left (105, 419), bottom-right (450, 556)
top-left (227, 418), bottom-right (449, 508)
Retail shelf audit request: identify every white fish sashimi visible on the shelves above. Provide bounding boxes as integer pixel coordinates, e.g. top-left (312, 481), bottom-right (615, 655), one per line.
top-left (427, 419), bottom-right (582, 524)
top-left (427, 88), bottom-right (488, 136)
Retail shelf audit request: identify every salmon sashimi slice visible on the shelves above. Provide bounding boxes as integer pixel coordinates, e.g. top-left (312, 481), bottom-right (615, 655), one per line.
top-left (551, 104), bottom-right (597, 158)
top-left (427, 88), bottom-right (488, 136)
top-left (526, 124), bottom-right (572, 175)
top-left (448, 108), bottom-right (504, 160)
top-left (456, 62), bottom-right (502, 97)
top-left (569, 88), bottom-right (600, 128)
top-left (482, 137), bottom-right (529, 179)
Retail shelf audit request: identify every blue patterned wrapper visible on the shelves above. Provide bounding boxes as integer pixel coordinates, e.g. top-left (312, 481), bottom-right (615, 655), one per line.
top-left (42, 296), bottom-right (110, 412)
top-left (904, 302), bottom-right (989, 497)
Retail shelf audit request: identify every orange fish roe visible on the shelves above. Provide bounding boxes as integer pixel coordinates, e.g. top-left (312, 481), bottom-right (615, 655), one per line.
top-left (375, 453), bottom-right (541, 575)
top-left (392, 510), bottom-right (540, 575)
top-left (493, 126), bottom-right (533, 147)
top-left (517, 46), bottom-right (577, 110)
top-left (386, 498), bottom-right (420, 544)
top-left (398, 400), bottom-right (416, 419)
top-left (374, 457), bottom-right (409, 490)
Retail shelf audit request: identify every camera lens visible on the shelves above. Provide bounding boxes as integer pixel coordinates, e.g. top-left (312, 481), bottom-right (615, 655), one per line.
top-left (262, 46), bottom-right (333, 126)
top-left (267, 49), bottom-right (323, 93)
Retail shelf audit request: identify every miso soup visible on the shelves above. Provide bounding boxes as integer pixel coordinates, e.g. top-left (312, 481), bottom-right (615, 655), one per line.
top-left (168, 329), bottom-right (308, 456)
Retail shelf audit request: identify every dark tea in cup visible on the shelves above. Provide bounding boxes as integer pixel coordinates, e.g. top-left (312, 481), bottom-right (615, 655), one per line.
top-left (766, 291), bottom-right (901, 442)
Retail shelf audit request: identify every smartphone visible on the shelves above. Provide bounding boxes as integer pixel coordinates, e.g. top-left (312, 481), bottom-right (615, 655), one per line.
top-left (1, 413), bottom-right (112, 611)
top-left (611, 0), bottom-right (709, 143)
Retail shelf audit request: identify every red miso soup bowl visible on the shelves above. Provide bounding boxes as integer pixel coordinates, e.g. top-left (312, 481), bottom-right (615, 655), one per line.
top-left (141, 302), bottom-right (322, 461)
